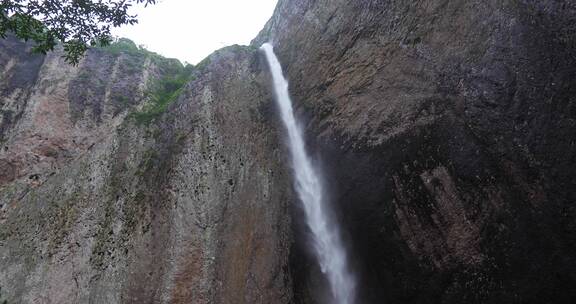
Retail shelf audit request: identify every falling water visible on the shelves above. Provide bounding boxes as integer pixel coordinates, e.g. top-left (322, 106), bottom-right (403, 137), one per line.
top-left (261, 43), bottom-right (356, 304)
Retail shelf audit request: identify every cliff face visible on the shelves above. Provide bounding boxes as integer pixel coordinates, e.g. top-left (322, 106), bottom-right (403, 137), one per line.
top-left (1, 0), bottom-right (576, 303)
top-left (256, 0), bottom-right (576, 303)
top-left (0, 40), bottom-right (293, 303)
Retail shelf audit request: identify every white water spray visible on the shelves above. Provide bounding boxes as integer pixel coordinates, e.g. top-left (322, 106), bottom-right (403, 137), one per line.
top-left (261, 43), bottom-right (356, 304)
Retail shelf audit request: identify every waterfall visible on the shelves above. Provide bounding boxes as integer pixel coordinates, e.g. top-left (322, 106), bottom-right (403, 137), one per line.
top-left (260, 43), bottom-right (356, 304)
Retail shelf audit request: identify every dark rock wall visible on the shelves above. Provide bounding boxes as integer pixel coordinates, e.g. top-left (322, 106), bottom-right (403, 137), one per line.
top-left (256, 0), bottom-right (576, 303)
top-left (0, 35), bottom-right (45, 144)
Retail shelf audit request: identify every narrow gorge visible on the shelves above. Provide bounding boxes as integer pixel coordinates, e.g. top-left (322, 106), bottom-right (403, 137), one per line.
top-left (1, 0), bottom-right (576, 303)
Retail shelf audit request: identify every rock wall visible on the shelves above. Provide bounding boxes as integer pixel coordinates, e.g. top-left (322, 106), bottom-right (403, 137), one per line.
top-left (1, 0), bottom-right (576, 303)
top-left (0, 35), bottom-right (181, 192)
top-left (0, 41), bottom-right (294, 303)
top-left (255, 0), bottom-right (576, 303)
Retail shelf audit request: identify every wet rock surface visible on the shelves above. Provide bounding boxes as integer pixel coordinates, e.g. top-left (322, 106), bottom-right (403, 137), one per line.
top-left (256, 0), bottom-right (576, 303)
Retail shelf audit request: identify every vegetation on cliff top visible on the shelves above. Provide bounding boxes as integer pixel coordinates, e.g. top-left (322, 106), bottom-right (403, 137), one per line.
top-left (98, 38), bottom-right (170, 63)
top-left (130, 62), bottom-right (195, 126)
top-left (93, 37), bottom-right (194, 126)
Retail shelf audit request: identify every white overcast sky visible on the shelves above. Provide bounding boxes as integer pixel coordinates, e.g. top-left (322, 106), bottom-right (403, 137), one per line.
top-left (112, 0), bottom-right (278, 64)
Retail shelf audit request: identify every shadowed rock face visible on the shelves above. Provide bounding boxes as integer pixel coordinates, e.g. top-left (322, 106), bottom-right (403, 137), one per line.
top-left (256, 0), bottom-right (576, 303)
top-left (1, 0), bottom-right (576, 303)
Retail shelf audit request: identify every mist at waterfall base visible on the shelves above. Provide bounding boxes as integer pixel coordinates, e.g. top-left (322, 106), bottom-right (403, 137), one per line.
top-left (260, 43), bottom-right (356, 304)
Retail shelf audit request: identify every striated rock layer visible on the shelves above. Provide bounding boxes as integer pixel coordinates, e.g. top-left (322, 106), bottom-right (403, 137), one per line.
top-left (1, 0), bottom-right (576, 303)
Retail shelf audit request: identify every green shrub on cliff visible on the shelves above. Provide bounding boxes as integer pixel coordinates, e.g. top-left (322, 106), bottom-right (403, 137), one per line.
top-left (101, 38), bottom-right (141, 55)
top-left (100, 38), bottom-right (164, 63)
top-left (131, 64), bottom-right (194, 125)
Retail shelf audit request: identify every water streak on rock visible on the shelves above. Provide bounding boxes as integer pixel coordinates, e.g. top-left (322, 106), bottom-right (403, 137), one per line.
top-left (261, 43), bottom-right (356, 304)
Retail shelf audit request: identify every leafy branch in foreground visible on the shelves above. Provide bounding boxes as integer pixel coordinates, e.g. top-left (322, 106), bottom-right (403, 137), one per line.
top-left (0, 0), bottom-right (156, 64)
